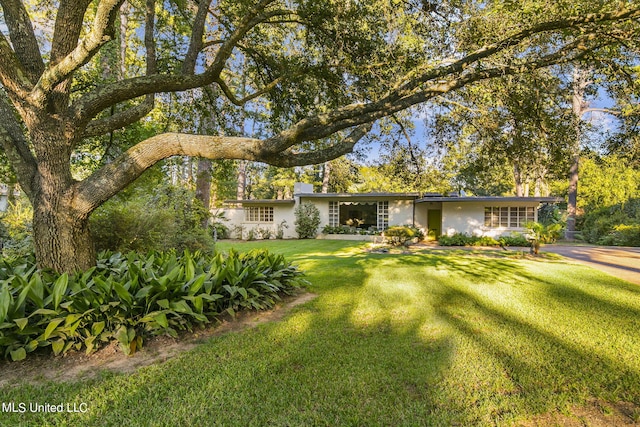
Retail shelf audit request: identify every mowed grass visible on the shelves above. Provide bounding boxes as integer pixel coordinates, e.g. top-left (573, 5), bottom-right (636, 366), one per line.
top-left (2, 240), bottom-right (640, 426)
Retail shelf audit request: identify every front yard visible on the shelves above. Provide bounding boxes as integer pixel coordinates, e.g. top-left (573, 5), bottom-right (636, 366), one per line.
top-left (1, 240), bottom-right (640, 425)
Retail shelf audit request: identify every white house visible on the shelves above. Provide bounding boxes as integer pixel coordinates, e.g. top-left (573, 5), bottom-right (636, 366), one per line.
top-left (221, 182), bottom-right (560, 240)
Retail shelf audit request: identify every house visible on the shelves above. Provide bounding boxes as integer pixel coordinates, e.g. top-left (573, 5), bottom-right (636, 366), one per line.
top-left (222, 183), bottom-right (560, 240)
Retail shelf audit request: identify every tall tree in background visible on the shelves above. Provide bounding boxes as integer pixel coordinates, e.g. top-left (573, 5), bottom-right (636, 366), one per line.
top-left (0, 1), bottom-right (639, 271)
top-left (433, 71), bottom-right (573, 196)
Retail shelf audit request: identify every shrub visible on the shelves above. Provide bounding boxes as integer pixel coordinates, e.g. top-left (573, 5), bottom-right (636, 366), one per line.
top-left (498, 233), bottom-right (531, 247)
top-left (438, 233), bottom-right (529, 247)
top-left (580, 199), bottom-right (640, 245)
top-left (383, 226), bottom-right (424, 246)
top-left (598, 224), bottom-right (640, 246)
top-left (0, 197), bottom-right (34, 259)
top-left (0, 249), bottom-right (307, 361)
top-left (294, 202), bottom-right (321, 239)
top-left (91, 185), bottom-right (213, 253)
top-left (438, 233), bottom-right (476, 246)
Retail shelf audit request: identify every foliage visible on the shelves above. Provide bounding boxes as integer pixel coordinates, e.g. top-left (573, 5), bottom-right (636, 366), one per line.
top-left (383, 226), bottom-right (425, 246)
top-left (597, 224), bottom-right (640, 247)
top-left (537, 203), bottom-right (564, 226)
top-left (322, 225), bottom-right (381, 235)
top-left (90, 184), bottom-right (213, 253)
top-left (438, 232), bottom-right (531, 247)
top-left (294, 202), bottom-right (321, 239)
top-left (210, 211), bottom-right (230, 240)
top-left (580, 199), bottom-right (640, 245)
top-left (0, 249), bottom-right (306, 361)
top-left (276, 220), bottom-right (289, 240)
top-left (0, 198), bottom-right (34, 259)
top-left (578, 155), bottom-right (640, 211)
top-left (525, 222), bottom-right (563, 244)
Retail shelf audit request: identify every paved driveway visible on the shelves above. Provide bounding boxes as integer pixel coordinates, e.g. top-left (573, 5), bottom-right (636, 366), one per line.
top-left (543, 244), bottom-right (640, 285)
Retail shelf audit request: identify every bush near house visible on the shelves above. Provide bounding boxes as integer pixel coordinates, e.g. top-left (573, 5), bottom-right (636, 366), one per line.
top-left (0, 249), bottom-right (306, 361)
top-left (294, 202), bottom-right (321, 239)
top-left (91, 185), bottom-right (213, 253)
top-left (438, 232), bottom-right (531, 247)
top-left (383, 226), bottom-right (425, 246)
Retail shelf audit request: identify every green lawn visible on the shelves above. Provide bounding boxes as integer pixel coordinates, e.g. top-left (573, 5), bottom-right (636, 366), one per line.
top-left (1, 240), bottom-right (640, 426)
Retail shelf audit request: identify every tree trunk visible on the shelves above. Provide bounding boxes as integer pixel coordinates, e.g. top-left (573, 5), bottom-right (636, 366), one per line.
top-left (322, 162), bottom-right (331, 193)
top-left (236, 161), bottom-right (247, 200)
top-left (195, 158), bottom-right (213, 227)
top-left (514, 163), bottom-right (524, 197)
top-left (29, 121), bottom-right (96, 272)
top-left (567, 67), bottom-right (589, 240)
top-left (33, 201), bottom-right (95, 272)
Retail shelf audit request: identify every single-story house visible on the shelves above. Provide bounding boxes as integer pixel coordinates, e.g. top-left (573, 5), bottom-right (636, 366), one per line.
top-left (222, 183), bottom-right (560, 240)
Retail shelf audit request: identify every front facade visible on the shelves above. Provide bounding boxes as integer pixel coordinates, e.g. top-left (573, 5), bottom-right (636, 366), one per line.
top-left (221, 183), bottom-right (559, 240)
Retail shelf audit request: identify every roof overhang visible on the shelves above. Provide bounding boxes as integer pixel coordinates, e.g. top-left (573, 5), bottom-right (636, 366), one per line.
top-left (297, 192), bottom-right (420, 199)
top-left (223, 199), bottom-right (295, 205)
top-left (415, 196), bottom-right (562, 203)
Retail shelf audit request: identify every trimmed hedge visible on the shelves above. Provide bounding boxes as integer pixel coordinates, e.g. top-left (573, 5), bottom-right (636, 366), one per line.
top-left (438, 233), bottom-right (531, 247)
top-left (0, 250), bottom-right (307, 361)
top-left (383, 226), bottom-right (425, 246)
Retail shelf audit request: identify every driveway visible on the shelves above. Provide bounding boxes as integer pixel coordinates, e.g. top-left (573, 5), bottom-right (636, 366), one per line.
top-left (543, 244), bottom-right (640, 285)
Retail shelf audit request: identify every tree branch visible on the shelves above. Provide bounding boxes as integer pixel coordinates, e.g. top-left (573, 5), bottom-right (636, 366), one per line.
top-left (67, 1), bottom-right (290, 125)
top-left (30, 0), bottom-right (124, 108)
top-left (260, 124), bottom-right (372, 167)
top-left (0, 33), bottom-right (33, 98)
top-left (0, 0), bottom-right (45, 83)
top-left (81, 97), bottom-right (155, 138)
top-left (73, 133), bottom-right (263, 215)
top-left (0, 93), bottom-right (37, 200)
top-left (81, 0), bottom-right (156, 139)
top-left (182, 0), bottom-right (212, 74)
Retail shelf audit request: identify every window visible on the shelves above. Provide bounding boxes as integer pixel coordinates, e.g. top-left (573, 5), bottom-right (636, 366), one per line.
top-left (484, 206), bottom-right (534, 228)
top-left (377, 201), bottom-right (389, 230)
top-left (245, 206), bottom-right (274, 222)
top-left (329, 201), bottom-right (339, 227)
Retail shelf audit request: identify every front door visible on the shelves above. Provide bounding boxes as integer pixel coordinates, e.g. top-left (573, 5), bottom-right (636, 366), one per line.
top-left (427, 210), bottom-right (442, 240)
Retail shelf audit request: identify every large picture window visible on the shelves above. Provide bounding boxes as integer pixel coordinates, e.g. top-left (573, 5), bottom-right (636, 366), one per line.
top-left (245, 206), bottom-right (274, 222)
top-left (484, 206), bottom-right (534, 228)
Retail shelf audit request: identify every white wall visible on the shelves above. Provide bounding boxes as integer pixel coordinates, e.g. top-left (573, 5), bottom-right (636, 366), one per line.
top-left (219, 204), bottom-right (297, 239)
top-left (442, 201), bottom-right (539, 237)
top-left (388, 199), bottom-right (414, 226)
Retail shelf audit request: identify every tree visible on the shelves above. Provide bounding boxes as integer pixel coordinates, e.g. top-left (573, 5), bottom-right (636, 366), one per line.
top-left (1, 1), bottom-right (639, 271)
top-left (432, 71), bottom-right (574, 197)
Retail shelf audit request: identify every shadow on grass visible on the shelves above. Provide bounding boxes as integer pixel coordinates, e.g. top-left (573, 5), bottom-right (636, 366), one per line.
top-left (3, 246), bottom-right (640, 426)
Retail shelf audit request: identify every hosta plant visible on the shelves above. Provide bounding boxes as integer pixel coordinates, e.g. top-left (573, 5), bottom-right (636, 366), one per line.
top-left (0, 249), bottom-right (306, 361)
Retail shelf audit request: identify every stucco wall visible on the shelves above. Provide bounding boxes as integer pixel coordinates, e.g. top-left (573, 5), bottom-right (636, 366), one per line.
top-left (219, 204), bottom-right (297, 239)
top-left (442, 201), bottom-right (539, 238)
top-left (388, 199), bottom-right (414, 227)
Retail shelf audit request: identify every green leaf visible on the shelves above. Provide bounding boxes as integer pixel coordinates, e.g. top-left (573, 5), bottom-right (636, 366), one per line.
top-left (29, 308), bottom-right (59, 317)
top-left (52, 273), bottom-right (69, 310)
top-left (43, 318), bottom-right (65, 340)
top-left (10, 347), bottom-right (26, 361)
top-left (0, 284), bottom-right (12, 325)
top-left (14, 317), bottom-right (28, 331)
top-left (91, 321), bottom-right (105, 336)
top-left (115, 325), bottom-right (131, 356)
top-left (153, 312), bottom-right (168, 328)
top-left (51, 339), bottom-right (65, 356)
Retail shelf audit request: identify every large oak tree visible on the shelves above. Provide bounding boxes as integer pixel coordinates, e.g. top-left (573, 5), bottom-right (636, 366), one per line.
top-left (0, 0), bottom-right (639, 272)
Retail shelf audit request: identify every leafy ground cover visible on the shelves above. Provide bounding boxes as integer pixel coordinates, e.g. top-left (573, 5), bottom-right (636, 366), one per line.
top-left (1, 240), bottom-right (640, 426)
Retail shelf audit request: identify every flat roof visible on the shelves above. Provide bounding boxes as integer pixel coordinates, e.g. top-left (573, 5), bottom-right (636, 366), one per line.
top-left (296, 192), bottom-right (421, 199)
top-left (415, 196), bottom-right (562, 203)
top-left (223, 199), bottom-right (295, 205)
